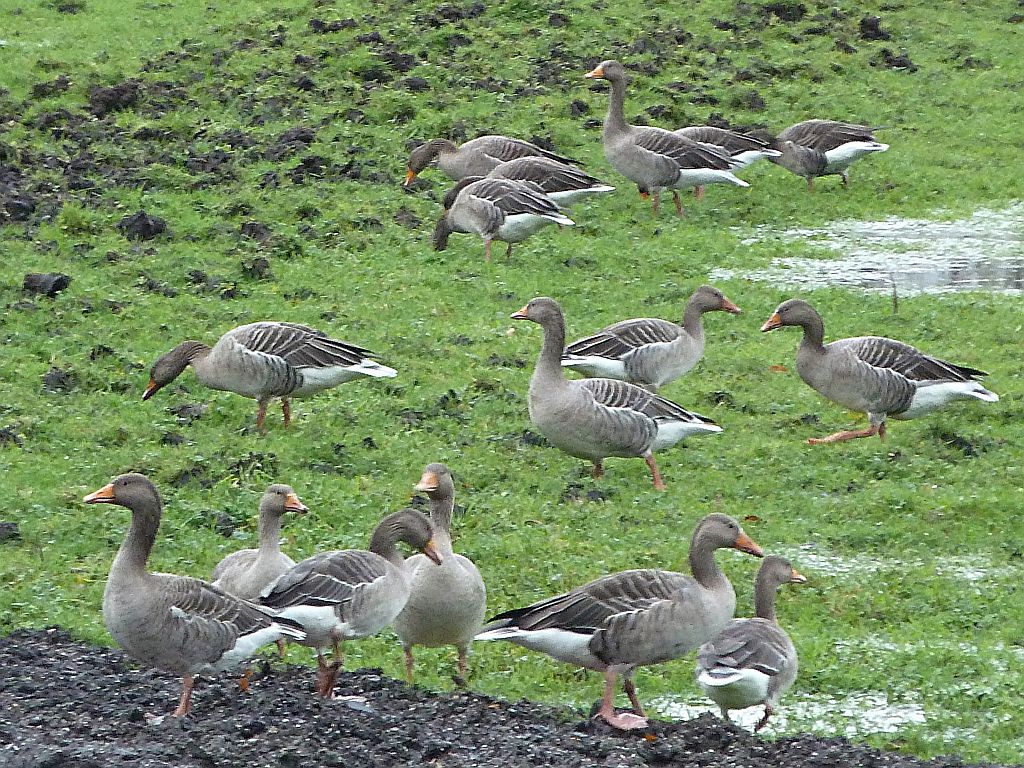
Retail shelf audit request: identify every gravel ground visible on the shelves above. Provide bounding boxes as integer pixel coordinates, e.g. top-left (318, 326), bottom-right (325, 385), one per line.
top-left (0, 628), bottom-right (1014, 768)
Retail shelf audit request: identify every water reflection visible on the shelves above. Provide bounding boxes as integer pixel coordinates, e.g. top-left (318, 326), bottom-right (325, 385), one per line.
top-left (714, 204), bottom-right (1024, 294)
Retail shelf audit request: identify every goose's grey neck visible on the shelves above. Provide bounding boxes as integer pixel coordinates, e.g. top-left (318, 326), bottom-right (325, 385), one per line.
top-left (681, 299), bottom-right (707, 341)
top-left (536, 311), bottom-right (568, 384)
top-left (368, 526), bottom-right (404, 568)
top-left (257, 506), bottom-right (284, 555)
top-left (797, 310), bottom-right (827, 352)
top-left (177, 340), bottom-right (212, 365)
top-left (112, 504), bottom-right (159, 577)
top-left (427, 493), bottom-right (455, 551)
top-left (688, 525), bottom-right (728, 590)
top-left (753, 570), bottom-right (780, 622)
top-left (603, 75), bottom-right (630, 135)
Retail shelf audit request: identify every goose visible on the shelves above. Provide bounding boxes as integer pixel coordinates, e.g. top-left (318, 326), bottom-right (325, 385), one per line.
top-left (562, 285), bottom-right (742, 391)
top-left (259, 508), bottom-right (441, 697)
top-left (393, 463), bottom-right (487, 685)
top-left (211, 484), bottom-right (307, 599)
top-left (433, 176), bottom-right (574, 261)
top-left (672, 126), bottom-right (781, 199)
top-left (476, 513), bottom-right (763, 730)
top-left (764, 120), bottom-right (889, 190)
top-left (84, 473), bottom-right (306, 717)
top-left (143, 321), bottom-right (397, 430)
top-left (486, 156), bottom-right (615, 207)
top-left (761, 298), bottom-right (998, 444)
top-left (584, 59), bottom-right (747, 216)
top-left (512, 297), bottom-right (722, 490)
top-left (696, 555), bottom-right (806, 731)
top-left (404, 135), bottom-right (578, 186)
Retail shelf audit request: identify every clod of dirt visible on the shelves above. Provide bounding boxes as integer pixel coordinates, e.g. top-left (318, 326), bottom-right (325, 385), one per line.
top-left (763, 2), bottom-right (807, 22)
top-left (4, 196), bottom-right (36, 222)
top-left (167, 403), bottom-right (208, 423)
top-left (240, 221), bottom-right (273, 243)
top-left (308, 17), bottom-right (356, 33)
top-left (31, 74), bottom-right (72, 98)
top-left (169, 464), bottom-right (211, 488)
top-left (875, 48), bottom-right (919, 71)
top-left (859, 15), bottom-right (891, 40)
top-left (42, 366), bottom-right (75, 393)
top-left (213, 513), bottom-right (236, 537)
top-left (0, 426), bottom-right (24, 447)
top-left (160, 432), bottom-right (185, 446)
top-left (117, 210), bottom-right (167, 241)
top-left (2, 628), bottom-right (1005, 768)
top-left (393, 207), bottom-right (421, 229)
top-left (22, 272), bottom-right (71, 297)
top-left (0, 521), bottom-right (20, 541)
top-left (264, 127), bottom-right (316, 161)
top-left (88, 80), bottom-right (141, 117)
top-left (241, 257), bottom-right (273, 280)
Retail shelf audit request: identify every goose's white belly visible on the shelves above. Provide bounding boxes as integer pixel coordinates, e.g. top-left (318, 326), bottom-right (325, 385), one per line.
top-left (697, 667), bottom-right (771, 710)
top-left (823, 141), bottom-right (888, 173)
top-left (496, 214), bottom-right (558, 243)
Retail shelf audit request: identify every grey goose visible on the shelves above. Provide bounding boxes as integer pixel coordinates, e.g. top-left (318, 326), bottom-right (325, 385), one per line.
top-left (143, 321), bottom-right (397, 430)
top-left (764, 120), bottom-right (888, 190)
top-left (761, 298), bottom-right (998, 443)
top-left (433, 176), bottom-right (574, 261)
top-left (260, 509), bottom-right (441, 698)
top-left (404, 135), bottom-right (578, 186)
top-left (562, 285), bottom-right (742, 391)
top-left (84, 473), bottom-right (305, 717)
top-left (476, 513), bottom-right (763, 730)
top-left (584, 59), bottom-right (747, 216)
top-left (512, 297), bottom-right (722, 490)
top-left (672, 126), bottom-right (782, 199)
top-left (393, 463), bottom-right (487, 685)
top-left (696, 555), bottom-right (806, 731)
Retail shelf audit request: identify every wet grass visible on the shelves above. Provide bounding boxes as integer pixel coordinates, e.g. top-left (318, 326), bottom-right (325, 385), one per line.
top-left (1, 0), bottom-right (1023, 763)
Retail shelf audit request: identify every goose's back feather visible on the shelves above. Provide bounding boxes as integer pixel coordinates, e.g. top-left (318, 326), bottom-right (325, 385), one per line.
top-left (566, 318), bottom-right (683, 358)
top-left (835, 336), bottom-right (988, 382)
top-left (779, 120), bottom-right (879, 152)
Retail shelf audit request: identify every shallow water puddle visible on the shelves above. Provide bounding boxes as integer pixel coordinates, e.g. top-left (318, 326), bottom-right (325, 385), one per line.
top-left (713, 203), bottom-right (1024, 294)
top-left (775, 544), bottom-right (1021, 583)
top-left (650, 691), bottom-right (927, 736)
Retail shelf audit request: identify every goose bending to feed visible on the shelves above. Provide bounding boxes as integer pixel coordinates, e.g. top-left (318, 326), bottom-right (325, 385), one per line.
top-left (404, 135), bottom-right (578, 186)
top-left (512, 297), bottom-right (722, 490)
top-left (84, 473), bottom-right (306, 717)
top-left (260, 509), bottom-right (441, 697)
top-left (211, 484), bottom-right (307, 599)
top-left (760, 298), bottom-right (998, 444)
top-left (393, 463), bottom-right (486, 685)
top-left (486, 156), bottom-right (615, 207)
top-left (672, 126), bottom-right (781, 199)
top-left (143, 321), bottom-right (397, 430)
top-left (697, 555), bottom-right (806, 731)
top-left (477, 513), bottom-right (763, 730)
top-left (434, 176), bottom-right (574, 261)
top-left (562, 285), bottom-right (742, 391)
top-left (584, 59), bottom-right (747, 216)
top-left (765, 120), bottom-right (888, 190)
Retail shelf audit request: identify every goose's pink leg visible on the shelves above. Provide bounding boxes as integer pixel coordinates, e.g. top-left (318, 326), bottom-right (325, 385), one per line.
top-left (644, 453), bottom-right (666, 490)
top-left (595, 668), bottom-right (648, 730)
top-left (172, 674), bottom-right (194, 717)
top-left (807, 424), bottom-right (880, 445)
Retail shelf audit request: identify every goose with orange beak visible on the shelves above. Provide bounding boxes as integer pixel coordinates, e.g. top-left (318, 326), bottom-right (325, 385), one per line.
top-left (477, 514), bottom-right (763, 730)
top-left (761, 298), bottom-right (997, 444)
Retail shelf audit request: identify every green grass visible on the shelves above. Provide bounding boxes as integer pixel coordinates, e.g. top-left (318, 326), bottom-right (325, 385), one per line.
top-left (1, 0), bottom-right (1023, 762)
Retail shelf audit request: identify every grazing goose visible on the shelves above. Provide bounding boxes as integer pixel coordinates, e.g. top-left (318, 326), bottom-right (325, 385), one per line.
top-left (761, 298), bottom-right (998, 444)
top-left (512, 297), bottom-right (722, 490)
top-left (562, 285), bottom-right (742, 391)
top-left (672, 126), bottom-right (781, 199)
top-left (696, 555), bottom-right (806, 731)
top-left (260, 509), bottom-right (441, 697)
top-left (433, 176), bottom-right (574, 261)
top-left (211, 484), bottom-right (308, 599)
top-left (404, 135), bottom-right (578, 186)
top-left (486, 156), bottom-right (615, 207)
top-left (84, 473), bottom-right (305, 717)
top-left (393, 463), bottom-right (487, 685)
top-left (585, 59), bottom-right (747, 216)
top-left (143, 321), bottom-right (397, 430)
top-left (476, 513), bottom-right (763, 730)
top-left (765, 120), bottom-right (889, 190)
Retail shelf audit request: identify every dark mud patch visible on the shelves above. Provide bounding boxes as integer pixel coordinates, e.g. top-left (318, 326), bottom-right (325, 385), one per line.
top-left (1, 629), bottom-right (1013, 768)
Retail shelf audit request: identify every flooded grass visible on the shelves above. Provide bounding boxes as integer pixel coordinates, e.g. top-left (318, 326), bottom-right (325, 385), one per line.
top-left (715, 203), bottom-right (1024, 294)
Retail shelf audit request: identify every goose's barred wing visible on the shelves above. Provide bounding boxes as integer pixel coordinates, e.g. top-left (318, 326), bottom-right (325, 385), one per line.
top-left (161, 574), bottom-right (293, 636)
top-left (697, 618), bottom-right (791, 676)
top-left (839, 336), bottom-right (987, 381)
top-left (581, 378), bottom-right (716, 424)
top-left (676, 127), bottom-right (770, 154)
top-left (565, 319), bottom-right (682, 358)
top-left (233, 322), bottom-right (377, 368)
top-left (779, 120), bottom-right (878, 152)
top-left (487, 569), bottom-right (690, 634)
top-left (634, 129), bottom-right (735, 170)
top-left (260, 551), bottom-right (388, 609)
top-left (493, 157), bottom-right (608, 193)
top-left (468, 135), bottom-right (579, 167)
top-left (467, 178), bottom-right (564, 217)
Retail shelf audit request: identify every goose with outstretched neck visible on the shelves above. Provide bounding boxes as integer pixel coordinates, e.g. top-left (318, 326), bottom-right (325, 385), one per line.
top-left (562, 285), bottom-right (742, 391)
top-left (393, 463), bottom-right (487, 685)
top-left (404, 135), bottom-right (578, 186)
top-left (763, 119), bottom-right (888, 191)
top-left (584, 59), bottom-right (747, 216)
top-left (761, 298), bottom-right (998, 444)
top-left (260, 508), bottom-right (442, 698)
top-left (477, 514), bottom-right (763, 730)
top-left (697, 555), bottom-right (806, 731)
top-left (84, 473), bottom-right (305, 717)
top-left (512, 297), bottom-right (721, 489)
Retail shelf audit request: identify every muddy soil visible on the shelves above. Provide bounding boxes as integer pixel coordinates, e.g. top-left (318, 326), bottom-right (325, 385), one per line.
top-left (0, 629), bottom-right (1012, 768)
